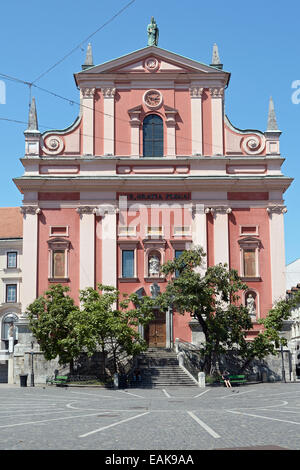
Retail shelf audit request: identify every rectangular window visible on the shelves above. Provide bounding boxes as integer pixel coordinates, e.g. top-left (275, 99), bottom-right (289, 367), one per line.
top-left (175, 250), bottom-right (184, 277)
top-left (240, 226), bottom-right (258, 236)
top-left (174, 226), bottom-right (191, 237)
top-left (147, 227), bottom-right (164, 237)
top-left (243, 249), bottom-right (256, 277)
top-left (7, 252), bottom-right (17, 268)
top-left (6, 284), bottom-right (17, 303)
top-left (122, 250), bottom-right (134, 278)
top-left (50, 226), bottom-right (68, 237)
top-left (52, 250), bottom-right (66, 278)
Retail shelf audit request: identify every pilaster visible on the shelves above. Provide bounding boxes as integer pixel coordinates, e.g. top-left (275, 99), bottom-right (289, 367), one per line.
top-left (209, 87), bottom-right (224, 156)
top-left (76, 206), bottom-right (96, 290)
top-left (191, 203), bottom-right (207, 273)
top-left (267, 205), bottom-right (287, 303)
top-left (207, 206), bottom-right (231, 266)
top-left (102, 87), bottom-right (116, 156)
top-left (81, 87), bottom-right (95, 156)
top-left (190, 87), bottom-right (204, 155)
top-left (20, 206), bottom-right (40, 313)
top-left (100, 206), bottom-right (117, 288)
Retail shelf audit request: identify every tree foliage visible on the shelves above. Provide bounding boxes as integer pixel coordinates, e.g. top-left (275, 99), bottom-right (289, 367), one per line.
top-left (78, 284), bottom-right (155, 373)
top-left (157, 247), bottom-right (300, 374)
top-left (26, 284), bottom-right (81, 370)
top-left (27, 283), bottom-right (156, 375)
top-left (157, 247), bottom-right (251, 373)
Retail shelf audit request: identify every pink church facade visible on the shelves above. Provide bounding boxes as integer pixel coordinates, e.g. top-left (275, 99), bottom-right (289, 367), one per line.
top-left (14, 44), bottom-right (292, 348)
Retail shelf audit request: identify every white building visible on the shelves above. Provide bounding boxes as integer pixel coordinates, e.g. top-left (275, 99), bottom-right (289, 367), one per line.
top-left (286, 258), bottom-right (300, 380)
top-left (0, 208), bottom-right (23, 382)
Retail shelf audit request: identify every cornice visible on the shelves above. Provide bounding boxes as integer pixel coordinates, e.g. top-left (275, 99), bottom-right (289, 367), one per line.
top-left (13, 175), bottom-right (293, 195)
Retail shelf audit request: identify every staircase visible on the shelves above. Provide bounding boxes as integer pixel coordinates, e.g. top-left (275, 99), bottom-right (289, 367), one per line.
top-left (136, 348), bottom-right (197, 387)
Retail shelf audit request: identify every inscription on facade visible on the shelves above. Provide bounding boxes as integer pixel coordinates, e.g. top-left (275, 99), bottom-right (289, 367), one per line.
top-left (118, 193), bottom-right (191, 201)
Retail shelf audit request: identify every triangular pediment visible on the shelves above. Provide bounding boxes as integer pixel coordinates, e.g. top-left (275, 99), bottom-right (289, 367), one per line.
top-left (74, 46), bottom-right (230, 82)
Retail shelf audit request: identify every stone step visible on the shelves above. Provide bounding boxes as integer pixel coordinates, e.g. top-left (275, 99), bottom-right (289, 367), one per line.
top-left (136, 348), bottom-right (197, 387)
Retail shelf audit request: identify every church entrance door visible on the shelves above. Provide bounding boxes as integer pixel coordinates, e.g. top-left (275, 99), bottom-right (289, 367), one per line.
top-left (145, 310), bottom-right (166, 348)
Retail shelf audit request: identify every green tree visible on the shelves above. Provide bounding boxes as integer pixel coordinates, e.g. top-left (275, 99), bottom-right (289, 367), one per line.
top-left (158, 247), bottom-right (253, 374)
top-left (158, 247), bottom-right (300, 375)
top-left (240, 290), bottom-right (300, 370)
top-left (26, 284), bottom-right (82, 373)
top-left (78, 284), bottom-right (155, 375)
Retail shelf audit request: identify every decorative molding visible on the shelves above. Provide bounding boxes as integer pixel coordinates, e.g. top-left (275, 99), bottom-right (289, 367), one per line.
top-left (144, 57), bottom-right (160, 73)
top-left (209, 87), bottom-right (224, 99)
top-left (76, 206), bottom-right (96, 215)
top-left (143, 89), bottom-right (163, 109)
top-left (42, 135), bottom-right (65, 155)
top-left (205, 206), bottom-right (232, 215)
top-left (241, 135), bottom-right (265, 155)
top-left (20, 206), bottom-right (41, 215)
top-left (164, 105), bottom-right (178, 127)
top-left (47, 237), bottom-right (70, 250)
top-left (101, 87), bottom-right (116, 99)
top-left (128, 105), bottom-right (142, 127)
top-left (81, 87), bottom-right (96, 98)
top-left (93, 205), bottom-right (119, 216)
top-left (266, 205), bottom-right (287, 214)
top-left (190, 87), bottom-right (204, 98)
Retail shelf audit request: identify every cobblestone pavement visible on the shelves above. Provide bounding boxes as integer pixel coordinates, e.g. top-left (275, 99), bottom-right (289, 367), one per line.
top-left (0, 382), bottom-right (299, 450)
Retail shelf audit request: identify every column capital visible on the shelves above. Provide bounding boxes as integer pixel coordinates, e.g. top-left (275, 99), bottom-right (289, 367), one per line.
top-left (190, 86), bottom-right (204, 98)
top-left (93, 205), bottom-right (119, 217)
top-left (81, 87), bottom-right (96, 98)
top-left (267, 205), bottom-right (287, 215)
top-left (206, 206), bottom-right (232, 215)
top-left (102, 87), bottom-right (116, 98)
top-left (20, 206), bottom-right (41, 215)
top-left (76, 206), bottom-right (97, 215)
top-left (209, 87), bottom-right (224, 99)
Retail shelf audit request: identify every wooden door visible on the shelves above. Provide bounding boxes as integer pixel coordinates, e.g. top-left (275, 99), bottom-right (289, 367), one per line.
top-left (145, 310), bottom-right (166, 348)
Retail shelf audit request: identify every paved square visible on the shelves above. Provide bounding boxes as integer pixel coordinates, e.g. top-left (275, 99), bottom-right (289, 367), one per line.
top-left (0, 382), bottom-right (299, 450)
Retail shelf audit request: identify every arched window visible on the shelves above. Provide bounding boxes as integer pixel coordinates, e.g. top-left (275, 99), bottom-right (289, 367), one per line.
top-left (143, 114), bottom-right (163, 157)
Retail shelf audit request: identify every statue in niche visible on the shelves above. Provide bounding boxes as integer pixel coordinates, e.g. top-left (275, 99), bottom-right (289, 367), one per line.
top-left (246, 293), bottom-right (256, 317)
top-left (147, 17), bottom-right (159, 46)
top-left (8, 322), bottom-right (15, 338)
top-left (149, 254), bottom-right (160, 276)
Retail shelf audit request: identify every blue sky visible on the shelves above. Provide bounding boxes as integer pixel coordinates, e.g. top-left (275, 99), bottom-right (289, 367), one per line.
top-left (0, 0), bottom-right (299, 265)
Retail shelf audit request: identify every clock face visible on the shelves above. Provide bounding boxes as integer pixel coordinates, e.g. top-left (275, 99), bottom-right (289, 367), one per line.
top-left (144, 89), bottom-right (162, 109)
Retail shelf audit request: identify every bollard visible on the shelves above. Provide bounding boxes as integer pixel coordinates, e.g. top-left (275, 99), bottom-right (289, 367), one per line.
top-left (113, 373), bottom-right (119, 389)
top-left (198, 371), bottom-right (206, 388)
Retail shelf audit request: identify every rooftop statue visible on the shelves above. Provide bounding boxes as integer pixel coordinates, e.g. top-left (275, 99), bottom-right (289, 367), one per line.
top-left (147, 17), bottom-right (159, 46)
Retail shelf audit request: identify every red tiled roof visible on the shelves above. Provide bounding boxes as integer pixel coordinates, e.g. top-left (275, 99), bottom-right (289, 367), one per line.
top-left (0, 207), bottom-right (23, 238)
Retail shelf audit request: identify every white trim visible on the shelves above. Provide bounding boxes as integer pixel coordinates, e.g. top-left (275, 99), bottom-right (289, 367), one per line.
top-left (49, 225), bottom-right (69, 237)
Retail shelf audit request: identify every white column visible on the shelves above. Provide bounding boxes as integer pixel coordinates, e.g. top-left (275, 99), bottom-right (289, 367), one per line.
top-left (77, 207), bottom-right (95, 290)
top-left (192, 203), bottom-right (207, 273)
top-left (81, 88), bottom-right (95, 156)
top-left (190, 87), bottom-right (204, 155)
top-left (212, 207), bottom-right (230, 266)
top-left (130, 123), bottom-right (140, 157)
top-left (102, 87), bottom-right (116, 156)
top-left (128, 106), bottom-right (141, 157)
top-left (164, 107), bottom-right (177, 157)
top-left (101, 208), bottom-right (117, 288)
top-left (209, 87), bottom-right (224, 156)
top-left (21, 206), bottom-right (40, 312)
top-left (267, 206), bottom-right (287, 303)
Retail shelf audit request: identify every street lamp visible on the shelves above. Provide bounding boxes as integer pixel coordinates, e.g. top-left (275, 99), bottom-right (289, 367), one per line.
top-left (30, 341), bottom-right (35, 387)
